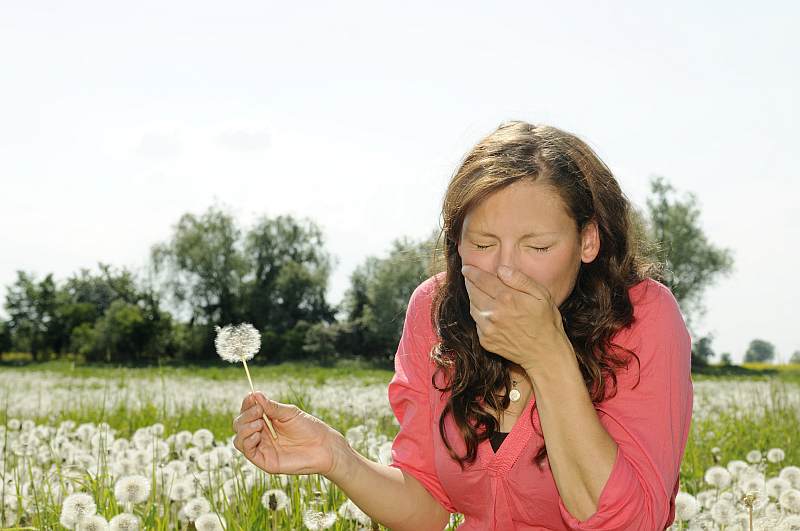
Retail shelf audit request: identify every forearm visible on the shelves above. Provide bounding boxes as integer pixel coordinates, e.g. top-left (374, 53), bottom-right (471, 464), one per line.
top-left (324, 434), bottom-right (450, 531)
top-left (529, 351), bottom-right (618, 521)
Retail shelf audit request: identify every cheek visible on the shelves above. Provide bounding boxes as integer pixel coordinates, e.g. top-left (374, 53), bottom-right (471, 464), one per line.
top-left (518, 260), bottom-right (565, 298)
top-left (458, 247), bottom-right (487, 268)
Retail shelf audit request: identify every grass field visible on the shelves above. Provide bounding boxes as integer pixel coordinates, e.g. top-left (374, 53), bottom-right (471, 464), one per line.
top-left (1, 360), bottom-right (799, 529)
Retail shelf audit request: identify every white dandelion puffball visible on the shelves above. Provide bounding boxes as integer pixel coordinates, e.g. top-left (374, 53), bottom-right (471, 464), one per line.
top-left (109, 513), bottom-right (141, 531)
top-left (183, 497), bottom-right (212, 522)
top-left (767, 448), bottom-right (786, 463)
top-left (782, 467), bottom-right (800, 490)
top-left (782, 514), bottom-right (800, 527)
top-left (674, 491), bottom-right (700, 522)
top-left (192, 428), bottom-right (215, 449)
top-left (704, 465), bottom-right (732, 489)
top-left (709, 499), bottom-right (737, 525)
top-left (262, 489), bottom-right (291, 511)
top-left (168, 478), bottom-right (195, 502)
top-left (303, 509), bottom-right (338, 530)
top-left (114, 475), bottom-right (150, 505)
top-left (77, 514), bottom-right (109, 531)
top-left (194, 513), bottom-right (226, 531)
top-left (727, 460), bottom-right (749, 478)
top-left (767, 477), bottom-right (792, 499)
top-left (746, 449), bottom-right (763, 463)
top-left (61, 492), bottom-right (97, 525)
top-left (214, 323), bottom-right (261, 363)
top-left (780, 488), bottom-right (800, 513)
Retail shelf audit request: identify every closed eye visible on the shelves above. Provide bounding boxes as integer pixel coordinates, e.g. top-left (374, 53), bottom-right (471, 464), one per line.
top-left (473, 244), bottom-right (551, 253)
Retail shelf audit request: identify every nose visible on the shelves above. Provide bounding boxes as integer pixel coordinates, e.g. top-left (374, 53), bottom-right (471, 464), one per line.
top-left (494, 243), bottom-right (521, 274)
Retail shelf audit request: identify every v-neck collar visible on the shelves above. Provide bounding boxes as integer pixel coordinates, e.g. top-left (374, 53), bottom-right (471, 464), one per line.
top-left (478, 392), bottom-right (538, 476)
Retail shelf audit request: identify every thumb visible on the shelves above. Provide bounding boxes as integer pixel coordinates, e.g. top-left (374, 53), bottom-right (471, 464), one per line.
top-left (252, 391), bottom-right (299, 422)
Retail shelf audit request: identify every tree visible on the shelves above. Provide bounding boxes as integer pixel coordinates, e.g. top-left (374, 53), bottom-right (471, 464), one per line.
top-left (644, 176), bottom-right (735, 333)
top-left (55, 263), bottom-right (157, 357)
top-left (243, 214), bottom-right (337, 336)
top-left (691, 334), bottom-right (716, 367)
top-left (340, 229), bottom-right (439, 364)
top-left (74, 299), bottom-right (174, 364)
top-left (719, 352), bottom-right (732, 365)
top-left (150, 203), bottom-right (248, 329)
top-left (743, 338), bottom-right (776, 363)
top-left (0, 320), bottom-right (11, 354)
top-left (789, 350), bottom-right (800, 365)
top-left (150, 204), bottom-right (337, 361)
top-left (3, 271), bottom-right (58, 361)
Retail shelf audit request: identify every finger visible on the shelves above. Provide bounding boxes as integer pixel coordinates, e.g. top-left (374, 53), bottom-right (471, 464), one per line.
top-left (469, 299), bottom-right (493, 325)
top-left (464, 275), bottom-right (493, 310)
top-left (240, 393), bottom-right (258, 413)
top-left (233, 404), bottom-right (263, 432)
top-left (234, 404), bottom-right (264, 428)
top-left (462, 264), bottom-right (501, 299)
top-left (242, 431), bottom-right (261, 454)
top-left (252, 391), bottom-right (299, 423)
top-left (236, 417), bottom-right (265, 439)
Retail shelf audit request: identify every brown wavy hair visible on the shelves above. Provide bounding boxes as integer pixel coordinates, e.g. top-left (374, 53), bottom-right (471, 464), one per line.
top-left (426, 120), bottom-right (664, 470)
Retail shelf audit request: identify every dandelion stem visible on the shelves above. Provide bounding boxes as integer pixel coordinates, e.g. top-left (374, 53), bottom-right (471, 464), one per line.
top-left (242, 357), bottom-right (279, 439)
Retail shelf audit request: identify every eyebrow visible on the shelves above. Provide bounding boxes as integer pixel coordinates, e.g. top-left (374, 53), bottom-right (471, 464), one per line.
top-left (466, 230), bottom-right (558, 238)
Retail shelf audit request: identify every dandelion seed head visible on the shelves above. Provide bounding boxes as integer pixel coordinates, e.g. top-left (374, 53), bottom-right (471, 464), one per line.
top-left (739, 475), bottom-right (767, 495)
top-left (780, 513), bottom-right (800, 528)
top-left (114, 475), bottom-right (150, 505)
top-left (302, 509), bottom-right (338, 530)
top-left (168, 478), bottom-right (194, 502)
top-left (261, 489), bottom-right (290, 511)
top-left (194, 513), bottom-right (226, 531)
top-left (767, 448), bottom-right (786, 463)
top-left (710, 499), bottom-right (737, 525)
top-left (767, 477), bottom-right (792, 499)
top-left (780, 488), bottom-right (800, 513)
top-left (192, 429), bottom-right (215, 449)
top-left (62, 492), bottom-right (97, 521)
top-left (109, 513), bottom-right (141, 531)
top-left (182, 497), bottom-right (212, 522)
top-left (704, 465), bottom-right (732, 489)
top-left (783, 467), bottom-right (800, 490)
top-left (175, 430), bottom-right (193, 447)
top-left (674, 491), bottom-right (700, 522)
top-left (727, 459), bottom-right (749, 479)
top-left (214, 323), bottom-right (261, 363)
top-left (77, 514), bottom-right (109, 531)
top-left (746, 449), bottom-right (763, 463)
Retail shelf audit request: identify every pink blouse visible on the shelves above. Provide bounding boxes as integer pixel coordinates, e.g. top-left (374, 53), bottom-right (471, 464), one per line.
top-left (388, 272), bottom-right (693, 530)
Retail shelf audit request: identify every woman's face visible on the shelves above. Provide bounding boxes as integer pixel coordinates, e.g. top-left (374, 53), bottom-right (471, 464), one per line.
top-left (457, 180), bottom-right (600, 307)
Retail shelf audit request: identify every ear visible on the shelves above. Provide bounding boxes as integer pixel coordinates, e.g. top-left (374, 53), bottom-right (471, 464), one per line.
top-left (580, 219), bottom-right (600, 263)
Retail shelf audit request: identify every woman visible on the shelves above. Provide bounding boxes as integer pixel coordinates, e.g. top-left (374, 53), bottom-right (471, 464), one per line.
top-left (232, 121), bottom-right (694, 530)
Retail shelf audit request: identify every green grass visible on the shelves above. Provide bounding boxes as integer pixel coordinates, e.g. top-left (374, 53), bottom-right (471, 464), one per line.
top-left (2, 360), bottom-right (799, 529)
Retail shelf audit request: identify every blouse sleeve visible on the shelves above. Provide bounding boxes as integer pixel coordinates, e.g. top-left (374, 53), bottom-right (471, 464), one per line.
top-left (558, 283), bottom-right (694, 530)
top-left (387, 279), bottom-right (457, 514)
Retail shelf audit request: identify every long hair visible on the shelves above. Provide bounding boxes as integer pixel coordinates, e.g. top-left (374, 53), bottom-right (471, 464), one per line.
top-left (427, 120), bottom-right (663, 470)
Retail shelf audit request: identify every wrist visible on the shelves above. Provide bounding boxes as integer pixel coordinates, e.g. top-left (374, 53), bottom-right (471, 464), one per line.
top-left (323, 431), bottom-right (358, 484)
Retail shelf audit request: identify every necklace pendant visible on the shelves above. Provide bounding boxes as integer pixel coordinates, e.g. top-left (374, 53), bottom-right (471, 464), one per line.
top-left (509, 389), bottom-right (521, 402)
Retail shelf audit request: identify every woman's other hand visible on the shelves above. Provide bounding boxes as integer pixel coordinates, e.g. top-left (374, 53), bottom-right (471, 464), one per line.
top-left (232, 391), bottom-right (344, 477)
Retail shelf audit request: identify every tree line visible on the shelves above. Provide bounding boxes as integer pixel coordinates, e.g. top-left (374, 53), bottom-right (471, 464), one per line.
top-left (2, 176), bottom-right (782, 369)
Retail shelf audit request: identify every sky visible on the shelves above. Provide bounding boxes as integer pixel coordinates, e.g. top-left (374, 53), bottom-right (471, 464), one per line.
top-left (1, 1), bottom-right (797, 363)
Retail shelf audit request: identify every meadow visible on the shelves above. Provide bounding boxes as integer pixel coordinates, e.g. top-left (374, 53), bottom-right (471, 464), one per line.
top-left (2, 359), bottom-right (800, 530)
